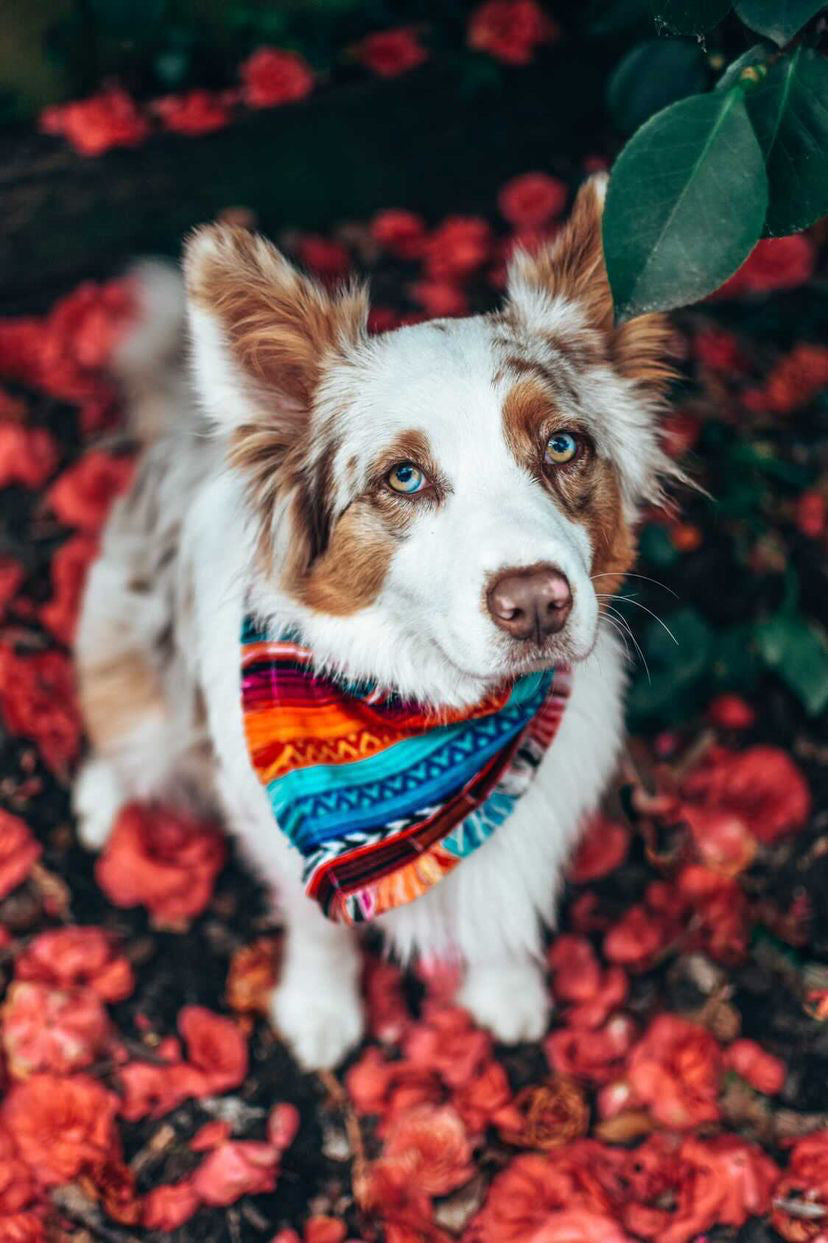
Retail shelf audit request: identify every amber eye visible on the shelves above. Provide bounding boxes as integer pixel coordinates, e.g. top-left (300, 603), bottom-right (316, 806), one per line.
top-left (544, 431), bottom-right (580, 466)
top-left (387, 462), bottom-right (427, 494)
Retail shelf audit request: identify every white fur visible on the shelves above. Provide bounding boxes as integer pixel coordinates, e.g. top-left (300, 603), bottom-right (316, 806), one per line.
top-left (74, 234), bottom-right (652, 1069)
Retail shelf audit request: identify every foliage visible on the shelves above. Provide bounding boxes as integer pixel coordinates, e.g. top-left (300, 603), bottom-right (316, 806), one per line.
top-left (600, 0), bottom-right (828, 319)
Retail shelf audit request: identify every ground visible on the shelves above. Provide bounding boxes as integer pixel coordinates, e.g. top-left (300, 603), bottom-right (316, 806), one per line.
top-left (0, 178), bottom-right (827, 1242)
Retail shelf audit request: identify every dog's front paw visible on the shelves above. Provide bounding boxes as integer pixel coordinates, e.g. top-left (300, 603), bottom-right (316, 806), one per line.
top-left (459, 959), bottom-right (551, 1044)
top-left (270, 978), bottom-right (364, 1072)
top-left (73, 757), bottom-right (125, 851)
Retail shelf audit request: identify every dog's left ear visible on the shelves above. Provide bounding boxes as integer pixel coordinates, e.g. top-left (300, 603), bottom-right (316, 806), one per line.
top-left (506, 174), bottom-right (673, 394)
top-left (183, 222), bottom-right (368, 434)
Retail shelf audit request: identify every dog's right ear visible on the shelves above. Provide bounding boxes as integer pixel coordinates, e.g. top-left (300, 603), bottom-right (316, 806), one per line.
top-left (183, 224), bottom-right (368, 435)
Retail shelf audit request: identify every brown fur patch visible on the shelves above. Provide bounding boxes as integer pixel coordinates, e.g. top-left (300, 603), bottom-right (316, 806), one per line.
top-left (507, 177), bottom-right (674, 394)
top-left (78, 651), bottom-right (165, 751)
top-left (185, 224), bottom-right (367, 408)
top-left (501, 379), bottom-right (634, 601)
top-left (300, 504), bottom-right (395, 616)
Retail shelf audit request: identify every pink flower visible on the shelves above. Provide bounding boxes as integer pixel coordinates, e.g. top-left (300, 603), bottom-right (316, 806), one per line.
top-left (627, 1015), bottom-right (722, 1130)
top-left (382, 1104), bottom-right (473, 1195)
top-left (178, 1005), bottom-right (248, 1094)
top-left (0, 810), bottom-right (41, 901)
top-left (15, 926), bottom-right (133, 1002)
top-left (192, 1140), bottom-right (280, 1206)
top-left (142, 1178), bottom-right (200, 1230)
top-left (96, 803), bottom-right (226, 928)
top-left (3, 1073), bottom-right (120, 1186)
top-left (46, 451), bottom-right (133, 534)
top-left (2, 981), bottom-right (109, 1078)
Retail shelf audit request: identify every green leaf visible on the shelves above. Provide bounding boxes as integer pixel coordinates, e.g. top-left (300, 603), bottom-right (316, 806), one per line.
top-left (626, 607), bottom-right (713, 725)
top-left (755, 614), bottom-right (828, 714)
top-left (608, 39), bottom-right (709, 133)
top-left (734, 0), bottom-right (826, 46)
top-left (604, 89), bottom-right (768, 319)
top-left (745, 47), bottom-right (828, 235)
top-left (715, 42), bottom-right (774, 92)
top-left (651, 0), bottom-right (732, 33)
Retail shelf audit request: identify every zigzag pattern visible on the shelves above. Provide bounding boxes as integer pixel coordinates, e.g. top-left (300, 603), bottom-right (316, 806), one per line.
top-left (240, 615), bottom-right (571, 923)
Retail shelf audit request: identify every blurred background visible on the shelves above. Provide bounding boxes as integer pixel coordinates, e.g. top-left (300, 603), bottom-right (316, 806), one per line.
top-left (2, 5), bottom-right (828, 1242)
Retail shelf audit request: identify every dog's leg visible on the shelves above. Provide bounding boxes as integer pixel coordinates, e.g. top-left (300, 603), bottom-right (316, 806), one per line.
top-left (458, 954), bottom-right (551, 1044)
top-left (270, 886), bottom-right (364, 1071)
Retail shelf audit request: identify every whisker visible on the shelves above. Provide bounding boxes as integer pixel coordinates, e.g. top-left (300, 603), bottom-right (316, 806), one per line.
top-left (596, 594), bottom-right (679, 646)
top-left (603, 606), bottom-right (651, 683)
top-left (590, 572), bottom-right (679, 598)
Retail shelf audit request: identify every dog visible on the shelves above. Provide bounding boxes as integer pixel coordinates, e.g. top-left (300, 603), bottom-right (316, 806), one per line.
top-left (73, 175), bottom-right (676, 1070)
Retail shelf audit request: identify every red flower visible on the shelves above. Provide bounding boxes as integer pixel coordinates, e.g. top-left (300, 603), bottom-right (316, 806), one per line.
top-left (773, 1130), bottom-right (828, 1239)
top-left (796, 490), bottom-right (827, 538)
top-left (360, 1155), bottom-right (440, 1239)
top-left (2, 1072), bottom-right (120, 1186)
top-left (191, 1140), bottom-right (280, 1206)
top-left (40, 534), bottom-right (97, 645)
top-left (683, 805), bottom-right (757, 877)
top-left (409, 280), bottom-right (469, 317)
top-left (142, 1178), bottom-right (200, 1230)
top-left (498, 172), bottom-right (567, 228)
top-left (468, 0), bottom-right (558, 65)
top-left (603, 903), bottom-right (674, 970)
top-left (627, 1014), bottom-right (721, 1130)
top-left (178, 1006), bottom-right (248, 1094)
top-left (2, 981), bottom-right (109, 1078)
top-left (40, 88), bottom-right (150, 157)
top-left (118, 1059), bottom-right (208, 1122)
top-left (38, 279), bottom-right (134, 402)
top-left (0, 556), bottom-right (23, 620)
top-left (267, 1102), bottom-right (300, 1152)
top-left (0, 425), bottom-right (57, 491)
top-left (96, 803), bottom-right (226, 928)
top-left (363, 955), bottom-right (411, 1044)
top-left (47, 451), bottom-right (133, 534)
top-left (15, 926), bottom-right (133, 1002)
top-left (404, 1004), bottom-right (491, 1088)
top-left (294, 235), bottom-right (351, 284)
top-left (152, 89), bottom-right (232, 136)
top-left (382, 1104), bottom-right (473, 1195)
top-left (569, 816), bottom-right (629, 883)
top-left (0, 810), bottom-right (41, 902)
top-left (305, 1220), bottom-right (346, 1243)
top-left (352, 28), bottom-right (428, 78)
top-left (693, 327), bottom-right (750, 374)
top-left (470, 1145), bottom-right (626, 1243)
top-left (240, 48), bottom-right (314, 109)
top-left (658, 1135), bottom-right (778, 1243)
top-left (546, 1014), bottom-right (636, 1085)
top-left (0, 645), bottom-right (81, 776)
top-left (548, 935), bottom-right (602, 1003)
top-left (0, 1213), bottom-right (46, 1242)
top-left (424, 217), bottom-right (492, 280)
top-left (716, 234), bottom-right (816, 297)
top-left (708, 693), bottom-right (756, 730)
top-left (0, 1123), bottom-right (37, 1215)
top-left (453, 1058), bottom-right (522, 1138)
top-left (677, 865), bottom-right (750, 963)
top-left (371, 209), bottom-right (427, 259)
top-left (724, 1038), bottom-right (786, 1095)
top-left (756, 343), bottom-right (828, 414)
top-left (190, 1120), bottom-right (232, 1152)
top-left (682, 744), bottom-right (811, 844)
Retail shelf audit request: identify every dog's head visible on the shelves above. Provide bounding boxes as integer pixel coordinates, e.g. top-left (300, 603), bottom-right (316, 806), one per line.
top-left (184, 178), bottom-right (676, 707)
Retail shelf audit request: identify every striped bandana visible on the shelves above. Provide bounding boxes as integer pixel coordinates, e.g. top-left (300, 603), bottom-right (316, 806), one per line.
top-left (240, 616), bottom-right (571, 925)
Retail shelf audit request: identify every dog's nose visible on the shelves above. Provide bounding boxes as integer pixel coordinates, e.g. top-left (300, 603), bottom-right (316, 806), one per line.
top-left (487, 566), bottom-right (572, 641)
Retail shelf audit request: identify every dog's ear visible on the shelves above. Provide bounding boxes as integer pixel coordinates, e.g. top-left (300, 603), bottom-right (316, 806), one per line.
top-left (506, 174), bottom-right (673, 393)
top-left (183, 223), bottom-right (368, 433)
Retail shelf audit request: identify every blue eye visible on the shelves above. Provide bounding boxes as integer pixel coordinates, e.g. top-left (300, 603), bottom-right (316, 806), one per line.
top-left (387, 462), bottom-right (427, 494)
top-left (545, 431), bottom-right (580, 465)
